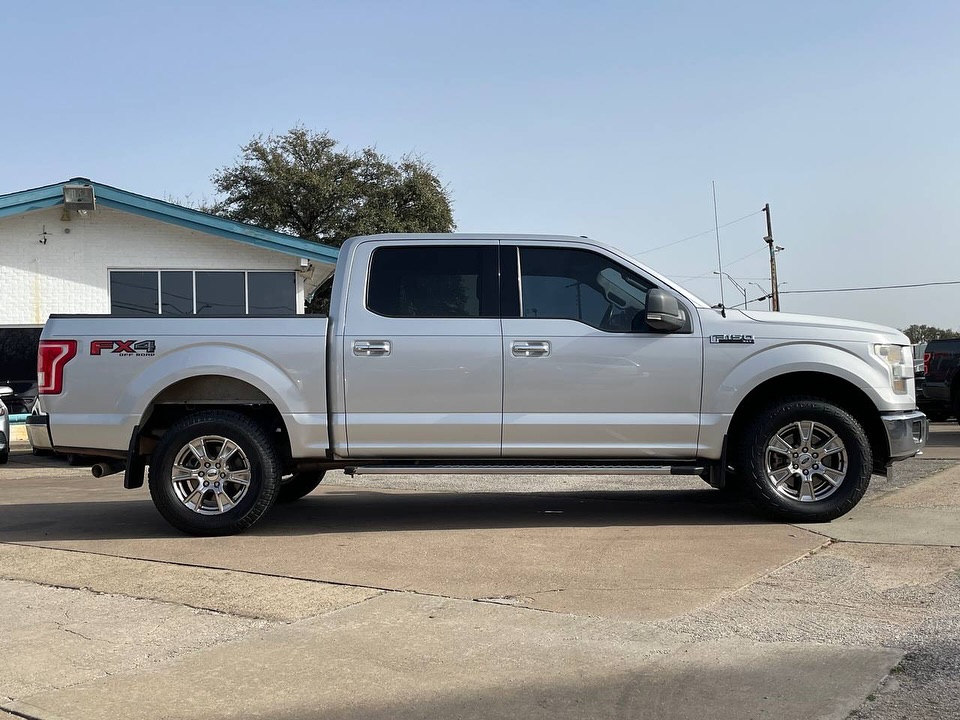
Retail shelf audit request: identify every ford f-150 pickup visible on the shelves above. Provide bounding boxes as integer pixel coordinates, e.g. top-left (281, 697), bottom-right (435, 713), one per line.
top-left (30, 234), bottom-right (928, 535)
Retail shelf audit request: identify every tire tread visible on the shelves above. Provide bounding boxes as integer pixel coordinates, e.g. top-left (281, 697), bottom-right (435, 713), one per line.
top-left (148, 410), bottom-right (281, 535)
top-left (735, 395), bottom-right (872, 523)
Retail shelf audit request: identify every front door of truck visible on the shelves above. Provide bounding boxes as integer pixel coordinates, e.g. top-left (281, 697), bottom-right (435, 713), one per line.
top-left (342, 243), bottom-right (502, 457)
top-left (500, 244), bottom-right (703, 458)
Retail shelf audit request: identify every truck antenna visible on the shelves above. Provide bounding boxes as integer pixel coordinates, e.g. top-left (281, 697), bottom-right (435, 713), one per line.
top-left (713, 181), bottom-right (725, 309)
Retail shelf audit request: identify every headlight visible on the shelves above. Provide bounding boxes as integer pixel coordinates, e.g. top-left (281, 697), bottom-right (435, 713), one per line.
top-left (875, 344), bottom-right (912, 394)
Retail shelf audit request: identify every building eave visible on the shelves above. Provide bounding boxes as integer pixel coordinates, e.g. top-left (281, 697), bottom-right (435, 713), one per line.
top-left (0, 178), bottom-right (339, 265)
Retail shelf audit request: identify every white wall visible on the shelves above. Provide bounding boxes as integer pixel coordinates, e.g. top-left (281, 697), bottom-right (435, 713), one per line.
top-left (0, 206), bottom-right (304, 325)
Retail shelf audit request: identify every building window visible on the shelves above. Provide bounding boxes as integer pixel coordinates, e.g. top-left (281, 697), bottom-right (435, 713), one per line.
top-left (248, 271), bottom-right (297, 315)
top-left (109, 270), bottom-right (298, 316)
top-left (110, 271), bottom-right (159, 316)
top-left (196, 272), bottom-right (246, 316)
top-left (160, 271), bottom-right (193, 316)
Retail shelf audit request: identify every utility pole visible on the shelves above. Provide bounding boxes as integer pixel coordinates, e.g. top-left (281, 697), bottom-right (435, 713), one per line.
top-left (762, 203), bottom-right (781, 311)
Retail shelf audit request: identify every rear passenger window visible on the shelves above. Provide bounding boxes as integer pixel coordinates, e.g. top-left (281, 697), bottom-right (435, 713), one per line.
top-left (367, 246), bottom-right (499, 318)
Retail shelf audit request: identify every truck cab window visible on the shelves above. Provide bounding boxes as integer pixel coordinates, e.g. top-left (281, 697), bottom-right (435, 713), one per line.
top-left (518, 247), bottom-right (653, 332)
top-left (367, 246), bottom-right (499, 318)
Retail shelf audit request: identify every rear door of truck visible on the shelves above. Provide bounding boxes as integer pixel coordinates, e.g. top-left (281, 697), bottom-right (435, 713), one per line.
top-left (340, 240), bottom-right (502, 456)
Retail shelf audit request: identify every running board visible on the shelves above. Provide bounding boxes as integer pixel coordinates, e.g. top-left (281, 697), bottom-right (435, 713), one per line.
top-left (343, 463), bottom-right (706, 476)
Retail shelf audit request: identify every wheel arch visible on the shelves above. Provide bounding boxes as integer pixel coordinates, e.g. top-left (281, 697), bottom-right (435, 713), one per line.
top-left (727, 371), bottom-right (889, 471)
top-left (135, 375), bottom-right (291, 467)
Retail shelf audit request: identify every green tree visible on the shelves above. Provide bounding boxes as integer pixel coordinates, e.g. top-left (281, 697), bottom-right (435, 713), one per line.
top-left (209, 126), bottom-right (455, 246)
top-left (210, 127), bottom-right (455, 312)
top-left (901, 324), bottom-right (960, 343)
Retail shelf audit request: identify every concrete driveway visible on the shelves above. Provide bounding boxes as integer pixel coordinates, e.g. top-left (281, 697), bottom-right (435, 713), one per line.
top-left (1, 428), bottom-right (958, 720)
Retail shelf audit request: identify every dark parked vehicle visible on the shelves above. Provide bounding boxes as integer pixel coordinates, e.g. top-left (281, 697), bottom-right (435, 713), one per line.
top-left (920, 338), bottom-right (960, 422)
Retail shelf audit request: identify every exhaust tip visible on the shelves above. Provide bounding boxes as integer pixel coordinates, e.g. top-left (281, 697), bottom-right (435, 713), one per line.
top-left (91, 461), bottom-right (124, 479)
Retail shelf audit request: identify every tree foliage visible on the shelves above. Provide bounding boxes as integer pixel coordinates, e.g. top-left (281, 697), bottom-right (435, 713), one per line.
top-left (209, 126), bottom-right (455, 247)
top-left (901, 324), bottom-right (960, 343)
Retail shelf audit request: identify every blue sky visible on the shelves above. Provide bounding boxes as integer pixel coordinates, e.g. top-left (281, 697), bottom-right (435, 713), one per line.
top-left (2, 0), bottom-right (958, 329)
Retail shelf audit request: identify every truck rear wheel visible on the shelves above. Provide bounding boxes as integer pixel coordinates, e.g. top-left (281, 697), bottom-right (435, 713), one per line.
top-left (277, 470), bottom-right (325, 502)
top-left (735, 397), bottom-right (872, 522)
top-left (148, 410), bottom-right (281, 535)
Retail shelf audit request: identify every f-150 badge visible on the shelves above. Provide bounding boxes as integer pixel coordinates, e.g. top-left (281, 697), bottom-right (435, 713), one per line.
top-left (710, 334), bottom-right (755, 344)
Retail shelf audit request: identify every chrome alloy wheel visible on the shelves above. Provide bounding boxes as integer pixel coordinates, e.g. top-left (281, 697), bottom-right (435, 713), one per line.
top-left (763, 420), bottom-right (848, 502)
top-left (170, 436), bottom-right (252, 515)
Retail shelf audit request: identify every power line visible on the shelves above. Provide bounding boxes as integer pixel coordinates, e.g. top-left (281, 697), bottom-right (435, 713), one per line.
top-left (781, 280), bottom-right (960, 295)
top-left (677, 246), bottom-right (770, 281)
top-left (723, 279), bottom-right (960, 309)
top-left (726, 246), bottom-right (767, 268)
top-left (634, 210), bottom-right (764, 256)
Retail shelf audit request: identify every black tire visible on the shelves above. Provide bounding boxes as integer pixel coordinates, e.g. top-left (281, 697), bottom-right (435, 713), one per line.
top-left (277, 471), bottom-right (325, 503)
top-left (0, 450), bottom-right (8, 465)
top-left (735, 396), bottom-right (872, 522)
top-left (32, 447), bottom-right (53, 457)
top-left (148, 410), bottom-right (281, 535)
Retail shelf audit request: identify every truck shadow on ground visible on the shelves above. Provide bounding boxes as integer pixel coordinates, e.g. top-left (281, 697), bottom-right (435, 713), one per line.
top-left (0, 488), bottom-right (773, 542)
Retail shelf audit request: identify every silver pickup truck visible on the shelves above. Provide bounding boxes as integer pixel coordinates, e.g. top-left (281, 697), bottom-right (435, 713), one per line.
top-left (31, 234), bottom-right (928, 535)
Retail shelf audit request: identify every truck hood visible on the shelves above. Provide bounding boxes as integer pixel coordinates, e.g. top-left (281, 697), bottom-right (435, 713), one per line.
top-left (721, 309), bottom-right (909, 344)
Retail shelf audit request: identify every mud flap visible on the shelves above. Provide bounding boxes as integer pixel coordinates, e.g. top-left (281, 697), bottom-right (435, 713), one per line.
top-left (123, 425), bottom-right (146, 489)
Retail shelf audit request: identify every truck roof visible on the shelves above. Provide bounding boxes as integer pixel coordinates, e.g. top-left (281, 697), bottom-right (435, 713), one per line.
top-left (346, 232), bottom-right (593, 243)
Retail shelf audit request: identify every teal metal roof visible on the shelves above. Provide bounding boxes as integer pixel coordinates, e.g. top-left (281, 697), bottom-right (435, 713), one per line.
top-left (0, 178), bottom-right (339, 265)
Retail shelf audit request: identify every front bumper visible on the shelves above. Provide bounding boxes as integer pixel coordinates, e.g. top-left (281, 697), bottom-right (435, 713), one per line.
top-left (25, 414), bottom-right (53, 451)
top-left (882, 410), bottom-right (928, 461)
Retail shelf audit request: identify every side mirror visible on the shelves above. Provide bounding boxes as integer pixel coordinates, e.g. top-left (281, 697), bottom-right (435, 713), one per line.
top-left (645, 289), bottom-right (685, 332)
top-left (0, 385), bottom-right (13, 398)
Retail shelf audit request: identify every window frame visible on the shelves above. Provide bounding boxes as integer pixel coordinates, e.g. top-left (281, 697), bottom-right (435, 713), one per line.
top-left (364, 245), bottom-right (500, 320)
top-left (504, 244), bottom-right (692, 334)
top-left (108, 270), bottom-right (160, 317)
top-left (108, 269), bottom-right (299, 317)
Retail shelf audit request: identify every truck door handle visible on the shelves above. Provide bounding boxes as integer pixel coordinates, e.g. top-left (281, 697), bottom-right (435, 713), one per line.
top-left (353, 340), bottom-right (392, 357)
top-left (511, 341), bottom-right (550, 358)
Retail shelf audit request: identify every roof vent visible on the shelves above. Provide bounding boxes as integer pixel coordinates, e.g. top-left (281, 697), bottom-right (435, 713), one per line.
top-left (63, 183), bottom-right (96, 210)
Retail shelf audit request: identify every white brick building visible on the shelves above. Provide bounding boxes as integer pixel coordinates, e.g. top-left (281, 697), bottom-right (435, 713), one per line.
top-left (0, 178), bottom-right (338, 406)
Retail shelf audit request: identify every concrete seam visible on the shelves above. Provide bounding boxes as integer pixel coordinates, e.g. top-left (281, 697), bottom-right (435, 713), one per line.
top-left (809, 539), bottom-right (960, 549)
top-left (649, 537), bottom-right (835, 625)
top-left (1, 700), bottom-right (74, 720)
top-left (0, 541), bottom-right (395, 594)
top-left (0, 542), bottom-right (627, 620)
top-left (0, 574), bottom-right (385, 623)
top-left (728, 537), bottom-right (834, 596)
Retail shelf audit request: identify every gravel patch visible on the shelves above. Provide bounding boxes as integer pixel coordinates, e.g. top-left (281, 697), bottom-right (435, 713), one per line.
top-left (659, 542), bottom-right (960, 720)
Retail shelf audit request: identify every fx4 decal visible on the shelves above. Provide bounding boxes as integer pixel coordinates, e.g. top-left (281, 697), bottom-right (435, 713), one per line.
top-left (710, 334), bottom-right (755, 344)
top-left (90, 340), bottom-right (157, 356)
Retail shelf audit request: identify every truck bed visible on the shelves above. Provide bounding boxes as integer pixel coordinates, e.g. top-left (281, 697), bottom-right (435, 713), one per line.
top-left (41, 315), bottom-right (330, 457)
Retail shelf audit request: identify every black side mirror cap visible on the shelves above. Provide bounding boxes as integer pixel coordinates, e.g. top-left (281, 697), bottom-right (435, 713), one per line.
top-left (646, 289), bottom-right (685, 332)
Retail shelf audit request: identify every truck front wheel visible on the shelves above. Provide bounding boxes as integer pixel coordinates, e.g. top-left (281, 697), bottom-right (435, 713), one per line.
top-left (148, 410), bottom-right (281, 535)
top-left (736, 397), bottom-right (872, 522)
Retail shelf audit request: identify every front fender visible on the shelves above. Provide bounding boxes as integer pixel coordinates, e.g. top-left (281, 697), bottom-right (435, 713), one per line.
top-left (704, 340), bottom-right (908, 416)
